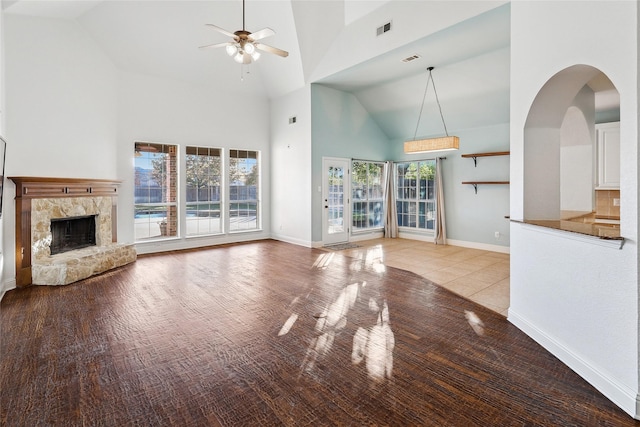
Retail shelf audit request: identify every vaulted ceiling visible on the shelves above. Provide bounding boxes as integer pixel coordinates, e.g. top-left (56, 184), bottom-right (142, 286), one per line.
top-left (3, 1), bottom-right (515, 139)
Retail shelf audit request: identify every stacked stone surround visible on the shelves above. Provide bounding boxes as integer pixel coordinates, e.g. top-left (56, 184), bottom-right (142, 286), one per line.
top-left (31, 196), bottom-right (136, 286)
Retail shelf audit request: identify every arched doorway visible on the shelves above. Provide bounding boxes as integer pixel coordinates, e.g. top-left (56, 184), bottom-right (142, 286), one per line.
top-left (523, 65), bottom-right (620, 227)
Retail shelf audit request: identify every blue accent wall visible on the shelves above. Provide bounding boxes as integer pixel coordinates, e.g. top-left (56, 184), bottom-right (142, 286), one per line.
top-left (311, 84), bottom-right (390, 243)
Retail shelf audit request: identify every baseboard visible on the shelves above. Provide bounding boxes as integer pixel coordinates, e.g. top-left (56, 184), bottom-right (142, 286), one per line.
top-left (397, 231), bottom-right (434, 243)
top-left (508, 309), bottom-right (638, 418)
top-left (447, 238), bottom-right (510, 254)
top-left (351, 231), bottom-right (384, 242)
top-left (310, 233), bottom-right (511, 254)
top-left (270, 233), bottom-right (312, 248)
top-left (135, 232), bottom-right (271, 255)
top-left (0, 279), bottom-right (17, 302)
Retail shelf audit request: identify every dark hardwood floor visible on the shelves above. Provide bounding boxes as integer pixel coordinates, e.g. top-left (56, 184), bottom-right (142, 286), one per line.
top-left (1, 240), bottom-right (638, 426)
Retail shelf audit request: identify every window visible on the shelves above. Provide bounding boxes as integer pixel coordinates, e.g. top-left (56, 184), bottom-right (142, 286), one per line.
top-left (134, 142), bottom-right (178, 240)
top-left (395, 160), bottom-right (436, 231)
top-left (352, 161), bottom-right (384, 232)
top-left (186, 146), bottom-right (222, 236)
top-left (229, 150), bottom-right (259, 231)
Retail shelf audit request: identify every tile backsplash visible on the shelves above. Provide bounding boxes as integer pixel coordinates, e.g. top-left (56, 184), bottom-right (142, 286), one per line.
top-left (595, 189), bottom-right (620, 219)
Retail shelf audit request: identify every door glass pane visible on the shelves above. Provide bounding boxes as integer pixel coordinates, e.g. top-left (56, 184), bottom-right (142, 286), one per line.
top-left (328, 166), bottom-right (344, 234)
top-left (352, 161), bottom-right (385, 232)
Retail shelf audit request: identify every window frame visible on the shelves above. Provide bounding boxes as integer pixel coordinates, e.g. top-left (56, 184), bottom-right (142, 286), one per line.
top-left (185, 145), bottom-right (224, 237)
top-left (395, 159), bottom-right (437, 232)
top-left (228, 149), bottom-right (261, 233)
top-left (134, 141), bottom-right (179, 242)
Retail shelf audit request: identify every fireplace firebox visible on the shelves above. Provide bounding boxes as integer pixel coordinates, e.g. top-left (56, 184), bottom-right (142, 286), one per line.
top-left (50, 215), bottom-right (97, 255)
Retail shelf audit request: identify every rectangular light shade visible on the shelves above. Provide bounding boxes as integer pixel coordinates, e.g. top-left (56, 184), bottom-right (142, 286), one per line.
top-left (404, 136), bottom-right (459, 153)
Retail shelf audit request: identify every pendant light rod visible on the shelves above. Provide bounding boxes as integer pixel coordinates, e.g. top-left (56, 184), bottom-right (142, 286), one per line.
top-left (404, 66), bottom-right (458, 154)
top-left (242, 0), bottom-right (245, 31)
top-left (411, 66), bottom-right (450, 141)
top-left (431, 67), bottom-right (450, 137)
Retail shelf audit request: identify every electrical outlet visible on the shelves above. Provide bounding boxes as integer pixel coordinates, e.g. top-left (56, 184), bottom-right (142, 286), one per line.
top-left (494, 231), bottom-right (500, 239)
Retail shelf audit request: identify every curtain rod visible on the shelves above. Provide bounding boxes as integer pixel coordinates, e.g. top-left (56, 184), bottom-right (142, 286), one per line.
top-left (350, 158), bottom-right (386, 163)
top-left (350, 157), bottom-right (446, 162)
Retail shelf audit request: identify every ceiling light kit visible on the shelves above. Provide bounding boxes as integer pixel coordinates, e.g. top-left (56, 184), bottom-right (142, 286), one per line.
top-left (404, 66), bottom-right (459, 154)
top-left (200, 0), bottom-right (289, 65)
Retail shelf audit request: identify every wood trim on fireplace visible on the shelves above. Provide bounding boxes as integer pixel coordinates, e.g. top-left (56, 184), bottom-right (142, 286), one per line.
top-left (9, 177), bottom-right (121, 287)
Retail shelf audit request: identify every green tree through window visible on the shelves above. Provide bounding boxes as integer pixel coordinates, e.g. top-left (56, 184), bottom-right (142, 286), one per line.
top-left (186, 146), bottom-right (222, 236)
top-left (352, 161), bottom-right (384, 231)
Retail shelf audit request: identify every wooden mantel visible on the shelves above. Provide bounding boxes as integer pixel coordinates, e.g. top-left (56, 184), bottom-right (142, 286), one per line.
top-left (9, 177), bottom-right (121, 287)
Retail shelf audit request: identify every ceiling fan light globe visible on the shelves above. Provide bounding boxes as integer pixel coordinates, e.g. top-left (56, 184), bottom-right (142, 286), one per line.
top-left (251, 51), bottom-right (261, 61)
top-left (233, 52), bottom-right (244, 63)
top-left (226, 44), bottom-right (238, 56)
top-left (244, 42), bottom-right (256, 54)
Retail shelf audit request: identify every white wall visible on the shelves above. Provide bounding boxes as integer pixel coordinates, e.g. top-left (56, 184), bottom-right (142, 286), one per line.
top-left (510, 1), bottom-right (639, 417)
top-left (270, 85), bottom-right (313, 247)
top-left (560, 85), bottom-right (595, 213)
top-left (0, 7), bottom-right (5, 298)
top-left (3, 14), bottom-right (118, 292)
top-left (4, 14), bottom-right (118, 178)
top-left (0, 6), bottom-right (4, 134)
top-left (117, 71), bottom-right (271, 253)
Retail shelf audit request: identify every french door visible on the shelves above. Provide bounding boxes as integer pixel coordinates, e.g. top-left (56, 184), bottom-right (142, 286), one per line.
top-left (322, 157), bottom-right (350, 245)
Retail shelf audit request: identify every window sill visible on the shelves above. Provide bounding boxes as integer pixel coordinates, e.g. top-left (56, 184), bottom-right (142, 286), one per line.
top-left (352, 227), bottom-right (384, 235)
top-left (186, 232), bottom-right (225, 239)
top-left (229, 229), bottom-right (263, 235)
top-left (135, 236), bottom-right (181, 244)
top-left (512, 219), bottom-right (624, 249)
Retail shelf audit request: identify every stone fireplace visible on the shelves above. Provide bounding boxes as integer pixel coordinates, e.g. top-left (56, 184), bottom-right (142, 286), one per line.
top-left (10, 177), bottom-right (136, 287)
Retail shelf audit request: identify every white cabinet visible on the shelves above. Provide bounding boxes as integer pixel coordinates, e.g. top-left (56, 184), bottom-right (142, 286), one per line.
top-left (596, 122), bottom-right (620, 189)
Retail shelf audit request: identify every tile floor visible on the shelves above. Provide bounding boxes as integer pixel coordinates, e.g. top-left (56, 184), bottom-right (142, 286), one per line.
top-left (335, 238), bottom-right (510, 316)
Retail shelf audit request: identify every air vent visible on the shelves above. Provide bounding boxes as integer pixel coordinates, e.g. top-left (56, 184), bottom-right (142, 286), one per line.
top-left (376, 21), bottom-right (392, 36)
top-left (402, 54), bottom-right (422, 63)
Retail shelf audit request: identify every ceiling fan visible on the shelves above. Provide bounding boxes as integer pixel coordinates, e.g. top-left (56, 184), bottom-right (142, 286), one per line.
top-left (200, 0), bottom-right (289, 64)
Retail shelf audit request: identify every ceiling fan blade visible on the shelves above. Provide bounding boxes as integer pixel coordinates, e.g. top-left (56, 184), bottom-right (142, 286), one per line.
top-left (256, 43), bottom-right (289, 58)
top-left (248, 27), bottom-right (275, 41)
top-left (205, 24), bottom-right (237, 39)
top-left (199, 42), bottom-right (230, 50)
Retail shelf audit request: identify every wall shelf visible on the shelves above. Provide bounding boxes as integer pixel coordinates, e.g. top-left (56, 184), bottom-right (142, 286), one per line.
top-left (462, 181), bottom-right (509, 194)
top-left (461, 151), bottom-right (510, 167)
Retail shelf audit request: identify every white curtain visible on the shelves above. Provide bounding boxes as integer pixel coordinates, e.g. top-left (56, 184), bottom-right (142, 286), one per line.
top-left (384, 161), bottom-right (398, 238)
top-left (434, 157), bottom-right (447, 245)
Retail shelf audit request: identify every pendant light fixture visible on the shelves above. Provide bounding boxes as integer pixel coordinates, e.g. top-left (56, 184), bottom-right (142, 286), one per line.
top-left (404, 67), bottom-right (459, 153)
